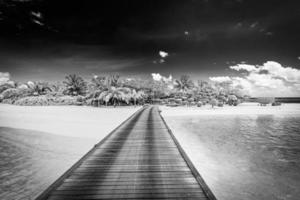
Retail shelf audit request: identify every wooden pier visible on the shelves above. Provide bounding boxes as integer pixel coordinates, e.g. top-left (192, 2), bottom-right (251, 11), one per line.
top-left (36, 106), bottom-right (216, 200)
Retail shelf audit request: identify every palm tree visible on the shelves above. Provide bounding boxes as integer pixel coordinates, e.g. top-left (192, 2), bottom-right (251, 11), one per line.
top-left (91, 76), bottom-right (106, 90)
top-left (105, 74), bottom-right (120, 88)
top-left (63, 74), bottom-right (87, 96)
top-left (174, 75), bottom-right (194, 93)
top-left (27, 82), bottom-right (52, 96)
top-left (131, 89), bottom-right (145, 106)
top-left (0, 82), bottom-right (16, 94)
top-left (98, 87), bottom-right (131, 107)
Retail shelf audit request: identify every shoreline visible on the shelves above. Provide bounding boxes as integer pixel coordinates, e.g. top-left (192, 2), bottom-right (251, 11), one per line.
top-left (160, 103), bottom-right (300, 117)
top-left (0, 104), bottom-right (140, 140)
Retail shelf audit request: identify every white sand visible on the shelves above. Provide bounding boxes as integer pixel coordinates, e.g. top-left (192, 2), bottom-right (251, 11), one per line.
top-left (0, 104), bottom-right (140, 140)
top-left (0, 105), bottom-right (140, 199)
top-left (160, 102), bottom-right (300, 117)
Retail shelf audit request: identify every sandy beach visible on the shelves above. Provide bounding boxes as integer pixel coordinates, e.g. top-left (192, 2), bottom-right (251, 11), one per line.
top-left (0, 104), bottom-right (140, 140)
top-left (0, 104), bottom-right (140, 200)
top-left (160, 103), bottom-right (300, 200)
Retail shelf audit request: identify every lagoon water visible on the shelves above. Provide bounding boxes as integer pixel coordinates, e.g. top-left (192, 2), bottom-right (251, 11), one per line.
top-left (164, 113), bottom-right (300, 200)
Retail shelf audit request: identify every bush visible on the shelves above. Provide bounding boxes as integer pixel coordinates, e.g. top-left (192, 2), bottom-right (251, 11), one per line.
top-left (187, 98), bottom-right (194, 102)
top-left (0, 82), bottom-right (15, 94)
top-left (181, 96), bottom-right (188, 101)
top-left (272, 102), bottom-right (282, 106)
top-left (1, 99), bottom-right (14, 104)
top-left (190, 102), bottom-right (196, 106)
top-left (86, 98), bottom-right (94, 106)
top-left (228, 95), bottom-right (238, 106)
top-left (1, 88), bottom-right (20, 100)
top-left (217, 102), bottom-right (224, 107)
top-left (174, 98), bottom-right (182, 104)
top-left (14, 96), bottom-right (53, 106)
top-left (13, 95), bottom-right (84, 106)
top-left (182, 101), bottom-right (188, 105)
top-left (210, 99), bottom-right (218, 108)
top-left (197, 101), bottom-right (203, 107)
top-left (76, 95), bottom-right (85, 102)
top-left (55, 96), bottom-right (79, 105)
top-left (168, 98), bottom-right (175, 102)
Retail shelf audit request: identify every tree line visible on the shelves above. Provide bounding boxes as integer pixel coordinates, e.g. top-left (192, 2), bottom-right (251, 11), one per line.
top-left (0, 74), bottom-right (245, 106)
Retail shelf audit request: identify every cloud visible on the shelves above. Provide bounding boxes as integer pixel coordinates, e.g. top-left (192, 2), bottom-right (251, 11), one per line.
top-left (261, 61), bottom-right (300, 83)
top-left (265, 32), bottom-right (273, 36)
top-left (210, 61), bottom-right (300, 97)
top-left (151, 73), bottom-right (173, 83)
top-left (0, 72), bottom-right (12, 85)
top-left (250, 22), bottom-right (258, 28)
top-left (153, 51), bottom-right (169, 64)
top-left (152, 73), bottom-right (174, 90)
top-left (152, 73), bottom-right (162, 81)
top-left (0, 72), bottom-right (15, 88)
top-left (0, 72), bottom-right (10, 82)
top-left (159, 51), bottom-right (168, 58)
top-left (31, 11), bottom-right (44, 26)
top-left (230, 64), bottom-right (259, 72)
top-left (31, 11), bottom-right (42, 19)
top-left (159, 59), bottom-right (165, 63)
top-left (32, 19), bottom-right (44, 26)
top-left (209, 76), bottom-right (231, 82)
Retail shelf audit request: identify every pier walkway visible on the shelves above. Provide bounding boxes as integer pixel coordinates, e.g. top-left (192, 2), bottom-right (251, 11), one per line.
top-left (37, 106), bottom-right (216, 200)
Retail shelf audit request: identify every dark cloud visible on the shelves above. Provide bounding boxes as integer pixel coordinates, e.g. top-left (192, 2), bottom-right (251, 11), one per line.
top-left (0, 0), bottom-right (300, 80)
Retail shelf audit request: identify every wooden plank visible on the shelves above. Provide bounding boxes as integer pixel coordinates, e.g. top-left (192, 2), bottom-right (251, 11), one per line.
top-left (52, 188), bottom-right (205, 195)
top-left (57, 184), bottom-right (201, 190)
top-left (35, 106), bottom-right (216, 200)
top-left (48, 193), bottom-right (207, 199)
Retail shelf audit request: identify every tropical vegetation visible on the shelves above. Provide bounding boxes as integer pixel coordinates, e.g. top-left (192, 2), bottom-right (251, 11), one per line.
top-left (0, 73), bottom-right (245, 107)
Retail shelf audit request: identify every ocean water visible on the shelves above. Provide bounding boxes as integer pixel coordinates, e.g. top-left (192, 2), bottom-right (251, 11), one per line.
top-left (165, 114), bottom-right (300, 200)
top-left (0, 127), bottom-right (95, 200)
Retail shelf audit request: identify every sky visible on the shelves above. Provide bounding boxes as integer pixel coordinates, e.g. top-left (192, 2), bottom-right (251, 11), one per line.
top-left (0, 0), bottom-right (300, 96)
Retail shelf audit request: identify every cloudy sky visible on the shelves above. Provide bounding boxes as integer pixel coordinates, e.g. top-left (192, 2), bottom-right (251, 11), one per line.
top-left (0, 0), bottom-right (300, 96)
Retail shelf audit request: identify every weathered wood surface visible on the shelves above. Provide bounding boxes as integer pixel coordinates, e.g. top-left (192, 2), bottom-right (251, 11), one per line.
top-left (36, 106), bottom-right (216, 200)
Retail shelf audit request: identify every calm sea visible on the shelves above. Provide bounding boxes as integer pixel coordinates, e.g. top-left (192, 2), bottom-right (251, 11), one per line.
top-left (165, 114), bottom-right (300, 200)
